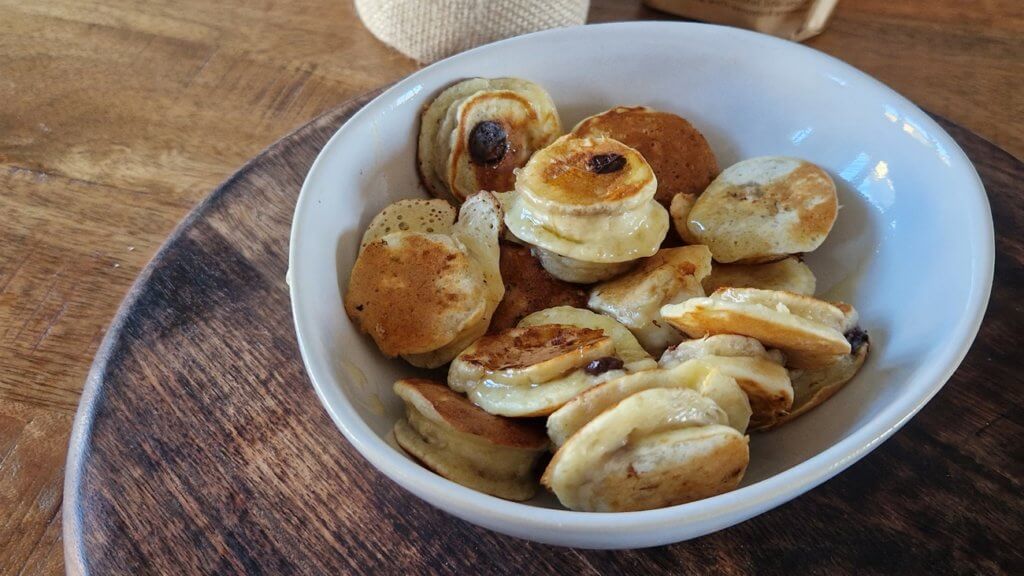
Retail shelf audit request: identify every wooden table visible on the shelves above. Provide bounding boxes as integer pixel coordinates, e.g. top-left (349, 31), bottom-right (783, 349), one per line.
top-left (0, 1), bottom-right (1021, 573)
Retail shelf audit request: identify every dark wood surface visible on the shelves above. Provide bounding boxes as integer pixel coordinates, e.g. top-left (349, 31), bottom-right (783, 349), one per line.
top-left (63, 94), bottom-right (1023, 575)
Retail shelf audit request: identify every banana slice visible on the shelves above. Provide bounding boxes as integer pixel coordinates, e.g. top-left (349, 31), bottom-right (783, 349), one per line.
top-left (542, 387), bottom-right (749, 512)
top-left (418, 78), bottom-right (561, 203)
top-left (346, 192), bottom-right (504, 368)
top-left (702, 257), bottom-right (817, 296)
top-left (489, 242), bottom-right (588, 332)
top-left (673, 157), bottom-right (838, 263)
top-left (517, 306), bottom-right (657, 372)
top-left (393, 379), bottom-right (548, 501)
top-left (660, 288), bottom-right (851, 357)
top-left (504, 135), bottom-right (669, 283)
top-left (571, 106), bottom-right (719, 206)
top-left (660, 334), bottom-right (786, 365)
top-left (547, 361), bottom-right (752, 448)
top-left (589, 246), bottom-right (712, 355)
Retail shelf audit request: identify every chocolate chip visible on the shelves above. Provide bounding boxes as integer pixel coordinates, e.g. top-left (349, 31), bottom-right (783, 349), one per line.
top-left (587, 153), bottom-right (626, 174)
top-left (844, 327), bottom-right (869, 351)
top-left (584, 356), bottom-right (624, 376)
top-left (468, 121), bottom-right (508, 166)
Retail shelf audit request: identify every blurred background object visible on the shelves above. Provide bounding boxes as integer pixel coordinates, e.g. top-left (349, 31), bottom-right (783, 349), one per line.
top-left (355, 0), bottom-right (590, 63)
top-left (643, 0), bottom-right (839, 41)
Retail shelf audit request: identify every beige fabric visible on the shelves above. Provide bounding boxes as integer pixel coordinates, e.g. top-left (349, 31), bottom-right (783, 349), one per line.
top-left (355, 0), bottom-right (590, 63)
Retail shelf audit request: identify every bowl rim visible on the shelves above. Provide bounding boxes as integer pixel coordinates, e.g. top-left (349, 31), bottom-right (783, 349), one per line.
top-left (289, 21), bottom-right (994, 540)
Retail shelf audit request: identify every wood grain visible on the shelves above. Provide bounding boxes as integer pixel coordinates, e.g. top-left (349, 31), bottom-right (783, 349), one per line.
top-left (62, 95), bottom-right (1024, 574)
top-left (1, 1), bottom-right (1022, 573)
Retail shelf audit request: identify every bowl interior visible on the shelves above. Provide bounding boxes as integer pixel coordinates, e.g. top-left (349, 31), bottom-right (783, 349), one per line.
top-left (289, 22), bottom-right (991, 539)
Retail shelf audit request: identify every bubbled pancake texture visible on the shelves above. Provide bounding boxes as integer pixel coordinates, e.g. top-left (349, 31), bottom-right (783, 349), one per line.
top-left (355, 0), bottom-right (590, 63)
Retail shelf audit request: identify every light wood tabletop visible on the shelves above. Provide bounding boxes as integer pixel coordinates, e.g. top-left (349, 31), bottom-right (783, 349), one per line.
top-left (1, 1), bottom-right (1021, 573)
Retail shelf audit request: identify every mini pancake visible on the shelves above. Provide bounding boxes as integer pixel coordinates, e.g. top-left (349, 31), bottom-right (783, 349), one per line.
top-left (542, 387), bottom-right (749, 512)
top-left (489, 243), bottom-right (588, 332)
top-left (660, 288), bottom-right (851, 357)
top-left (418, 78), bottom-right (560, 203)
top-left (571, 106), bottom-right (719, 206)
top-left (504, 135), bottom-right (669, 282)
top-left (677, 157), bottom-right (838, 263)
top-left (517, 306), bottom-right (657, 372)
top-left (547, 361), bottom-right (752, 448)
top-left (345, 233), bottom-right (487, 357)
top-left (762, 333), bottom-right (870, 430)
top-left (393, 379), bottom-right (548, 501)
top-left (589, 246), bottom-right (712, 355)
top-left (359, 198), bottom-right (456, 251)
top-left (448, 324), bottom-right (623, 417)
top-left (346, 192), bottom-right (504, 368)
top-left (702, 256), bottom-right (817, 295)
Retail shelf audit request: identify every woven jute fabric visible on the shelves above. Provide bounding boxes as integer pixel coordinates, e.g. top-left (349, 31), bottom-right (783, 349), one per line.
top-left (355, 0), bottom-right (590, 63)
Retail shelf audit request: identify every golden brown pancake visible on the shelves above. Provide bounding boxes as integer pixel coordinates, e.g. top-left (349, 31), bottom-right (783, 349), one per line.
top-left (572, 106), bottom-right (719, 206)
top-left (345, 192), bottom-right (504, 368)
top-left (393, 379), bottom-right (548, 500)
top-left (345, 233), bottom-right (486, 357)
top-left (489, 243), bottom-right (588, 332)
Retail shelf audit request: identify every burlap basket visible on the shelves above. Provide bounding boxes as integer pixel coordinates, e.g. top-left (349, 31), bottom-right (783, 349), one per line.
top-left (355, 0), bottom-right (590, 63)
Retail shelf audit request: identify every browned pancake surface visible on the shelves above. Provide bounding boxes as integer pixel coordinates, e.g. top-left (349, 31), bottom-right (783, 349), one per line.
top-left (395, 379), bottom-right (548, 449)
top-left (460, 324), bottom-right (609, 371)
top-left (490, 243), bottom-right (588, 332)
top-left (345, 234), bottom-right (483, 356)
top-left (573, 106), bottom-right (718, 206)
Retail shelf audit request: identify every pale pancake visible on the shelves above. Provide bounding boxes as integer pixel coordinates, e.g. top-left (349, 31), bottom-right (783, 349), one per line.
top-left (702, 257), bottom-right (817, 295)
top-left (588, 246), bottom-right (712, 354)
top-left (518, 306), bottom-right (657, 372)
top-left (547, 361), bottom-right (751, 448)
top-left (661, 288), bottom-right (851, 356)
top-left (345, 233), bottom-right (486, 357)
top-left (359, 198), bottom-right (456, 251)
top-left (680, 157), bottom-right (838, 263)
top-left (543, 387), bottom-right (748, 512)
top-left (418, 77), bottom-right (560, 203)
top-left (571, 106), bottom-right (719, 206)
top-left (393, 379), bottom-right (547, 501)
top-left (489, 242), bottom-right (588, 332)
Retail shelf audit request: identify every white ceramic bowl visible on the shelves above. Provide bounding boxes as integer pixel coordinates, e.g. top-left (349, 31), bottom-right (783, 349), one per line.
top-left (289, 22), bottom-right (993, 549)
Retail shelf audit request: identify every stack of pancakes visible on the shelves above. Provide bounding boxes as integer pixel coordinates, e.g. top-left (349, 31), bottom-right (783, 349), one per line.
top-left (342, 77), bottom-right (870, 511)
